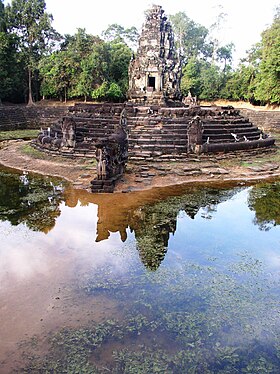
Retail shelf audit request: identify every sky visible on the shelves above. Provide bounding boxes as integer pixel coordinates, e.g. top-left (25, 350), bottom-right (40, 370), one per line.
top-left (4, 0), bottom-right (280, 64)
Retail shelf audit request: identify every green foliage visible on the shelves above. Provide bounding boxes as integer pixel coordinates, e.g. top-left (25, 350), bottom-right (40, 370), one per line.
top-left (92, 81), bottom-right (109, 101)
top-left (254, 10), bottom-right (280, 104)
top-left (5, 0), bottom-right (59, 104)
top-left (0, 4), bottom-right (279, 104)
top-left (0, 129), bottom-right (38, 140)
top-left (169, 12), bottom-right (209, 60)
top-left (248, 181), bottom-right (280, 230)
top-left (0, 0), bottom-right (6, 32)
top-left (181, 57), bottom-right (202, 96)
top-left (221, 64), bottom-right (256, 101)
top-left (39, 50), bottom-right (78, 101)
top-left (0, 168), bottom-right (64, 231)
top-left (182, 58), bottom-right (223, 99)
top-left (216, 43), bottom-right (234, 71)
top-left (106, 82), bottom-right (123, 101)
top-left (102, 23), bottom-right (139, 48)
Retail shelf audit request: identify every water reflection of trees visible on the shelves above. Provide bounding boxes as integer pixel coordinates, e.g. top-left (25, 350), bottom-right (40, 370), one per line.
top-left (64, 185), bottom-right (239, 271)
top-left (248, 181), bottom-right (280, 231)
top-left (129, 189), bottom-right (237, 270)
top-left (0, 169), bottom-right (64, 233)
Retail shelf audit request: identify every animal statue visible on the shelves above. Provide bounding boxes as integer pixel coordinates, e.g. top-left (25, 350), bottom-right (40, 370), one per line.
top-left (231, 133), bottom-right (239, 142)
top-left (52, 132), bottom-right (64, 148)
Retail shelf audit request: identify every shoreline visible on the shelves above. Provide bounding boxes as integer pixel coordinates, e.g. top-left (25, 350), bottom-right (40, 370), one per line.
top-left (0, 140), bottom-right (279, 193)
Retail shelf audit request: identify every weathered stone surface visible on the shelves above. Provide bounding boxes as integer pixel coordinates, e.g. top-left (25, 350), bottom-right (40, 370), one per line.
top-left (31, 6), bottom-right (276, 192)
top-left (128, 5), bottom-right (182, 105)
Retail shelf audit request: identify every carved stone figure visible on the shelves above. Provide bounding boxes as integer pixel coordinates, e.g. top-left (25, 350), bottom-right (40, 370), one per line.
top-left (187, 115), bottom-right (203, 153)
top-left (61, 117), bottom-right (76, 148)
top-left (92, 107), bottom-right (128, 191)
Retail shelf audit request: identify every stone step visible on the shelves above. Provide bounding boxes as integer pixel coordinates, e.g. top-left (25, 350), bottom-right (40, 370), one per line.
top-left (202, 134), bottom-right (264, 144)
top-left (203, 126), bottom-right (259, 134)
top-left (203, 129), bottom-right (261, 140)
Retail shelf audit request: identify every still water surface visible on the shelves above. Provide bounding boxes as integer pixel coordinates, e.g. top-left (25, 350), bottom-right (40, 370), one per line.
top-left (0, 166), bottom-right (280, 373)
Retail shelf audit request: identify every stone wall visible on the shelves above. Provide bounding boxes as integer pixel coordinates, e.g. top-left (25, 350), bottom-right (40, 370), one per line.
top-left (0, 106), bottom-right (68, 131)
top-left (240, 109), bottom-right (280, 132)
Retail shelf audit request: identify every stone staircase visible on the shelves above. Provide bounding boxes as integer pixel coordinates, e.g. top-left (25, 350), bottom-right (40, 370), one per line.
top-left (200, 108), bottom-right (275, 153)
top-left (126, 106), bottom-right (189, 162)
top-left (202, 116), bottom-right (261, 143)
top-left (33, 103), bottom-right (276, 161)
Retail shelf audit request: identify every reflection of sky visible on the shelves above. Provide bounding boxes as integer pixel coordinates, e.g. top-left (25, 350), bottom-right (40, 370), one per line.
top-left (0, 200), bottom-right (135, 292)
top-left (167, 189), bottom-right (280, 271)
top-left (1, 187), bottom-right (280, 293)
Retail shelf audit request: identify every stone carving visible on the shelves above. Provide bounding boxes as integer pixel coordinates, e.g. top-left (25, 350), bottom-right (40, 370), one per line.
top-left (91, 108), bottom-right (128, 192)
top-left (183, 91), bottom-right (197, 107)
top-left (128, 5), bottom-right (182, 104)
top-left (36, 118), bottom-right (75, 150)
top-left (187, 115), bottom-right (203, 153)
top-left (61, 117), bottom-right (76, 148)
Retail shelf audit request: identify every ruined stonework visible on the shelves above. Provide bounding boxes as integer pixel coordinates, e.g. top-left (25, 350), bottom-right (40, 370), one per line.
top-left (33, 6), bottom-right (276, 193)
top-left (128, 5), bottom-right (182, 104)
top-left (91, 108), bottom-right (128, 193)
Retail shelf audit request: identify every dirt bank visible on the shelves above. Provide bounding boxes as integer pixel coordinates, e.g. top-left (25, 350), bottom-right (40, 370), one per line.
top-left (0, 140), bottom-right (96, 189)
top-left (0, 139), bottom-right (279, 192)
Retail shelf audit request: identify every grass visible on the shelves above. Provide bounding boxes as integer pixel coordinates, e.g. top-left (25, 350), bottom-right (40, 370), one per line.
top-left (0, 129), bottom-right (39, 141)
top-left (20, 143), bottom-right (97, 168)
top-left (20, 143), bottom-right (48, 159)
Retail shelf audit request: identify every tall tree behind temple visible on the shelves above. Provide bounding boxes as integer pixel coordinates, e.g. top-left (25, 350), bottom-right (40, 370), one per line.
top-left (0, 0), bottom-right (6, 32)
top-left (169, 12), bottom-right (210, 61)
top-left (0, 0), bottom-right (24, 104)
top-left (254, 7), bottom-right (280, 105)
top-left (5, 0), bottom-right (59, 105)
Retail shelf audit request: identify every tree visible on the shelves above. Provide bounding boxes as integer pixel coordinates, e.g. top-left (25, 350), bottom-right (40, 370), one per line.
top-left (60, 30), bottom-right (105, 101)
top-left (169, 12), bottom-right (209, 61)
top-left (102, 23), bottom-right (139, 49)
top-left (107, 40), bottom-right (132, 96)
top-left (0, 32), bottom-right (20, 103)
top-left (208, 6), bottom-right (228, 64)
top-left (216, 43), bottom-right (234, 71)
top-left (6, 0), bottom-right (58, 105)
top-left (0, 1), bottom-right (25, 103)
top-left (180, 57), bottom-right (202, 96)
top-left (254, 8), bottom-right (280, 104)
top-left (199, 62), bottom-right (222, 100)
top-left (39, 50), bottom-right (78, 102)
top-left (0, 0), bottom-right (6, 32)
top-left (221, 64), bottom-right (256, 101)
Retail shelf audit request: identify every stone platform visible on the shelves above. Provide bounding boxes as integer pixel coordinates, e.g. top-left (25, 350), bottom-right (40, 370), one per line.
top-left (33, 102), bottom-right (275, 192)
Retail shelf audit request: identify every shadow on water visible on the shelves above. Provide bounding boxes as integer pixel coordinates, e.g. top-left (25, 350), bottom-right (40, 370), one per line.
top-left (1, 166), bottom-right (280, 372)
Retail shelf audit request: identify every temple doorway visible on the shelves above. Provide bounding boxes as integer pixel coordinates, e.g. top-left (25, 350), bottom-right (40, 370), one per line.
top-left (148, 76), bottom-right (156, 91)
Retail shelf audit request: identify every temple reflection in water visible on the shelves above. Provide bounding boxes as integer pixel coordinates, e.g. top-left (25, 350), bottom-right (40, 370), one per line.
top-left (1, 165), bottom-right (279, 271)
top-left (63, 184), bottom-right (238, 270)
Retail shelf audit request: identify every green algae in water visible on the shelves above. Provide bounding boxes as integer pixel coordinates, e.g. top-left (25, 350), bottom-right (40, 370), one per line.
top-left (7, 177), bottom-right (280, 372)
top-left (20, 251), bottom-right (280, 373)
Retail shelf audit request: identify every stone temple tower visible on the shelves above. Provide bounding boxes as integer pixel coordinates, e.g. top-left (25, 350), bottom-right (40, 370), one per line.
top-left (128, 5), bottom-right (182, 105)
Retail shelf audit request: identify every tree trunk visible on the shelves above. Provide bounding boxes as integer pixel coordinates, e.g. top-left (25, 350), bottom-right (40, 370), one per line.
top-left (27, 67), bottom-right (35, 106)
top-left (64, 87), bottom-right (67, 103)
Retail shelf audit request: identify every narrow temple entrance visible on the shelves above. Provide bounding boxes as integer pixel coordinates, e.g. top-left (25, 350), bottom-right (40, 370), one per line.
top-left (148, 76), bottom-right (156, 91)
